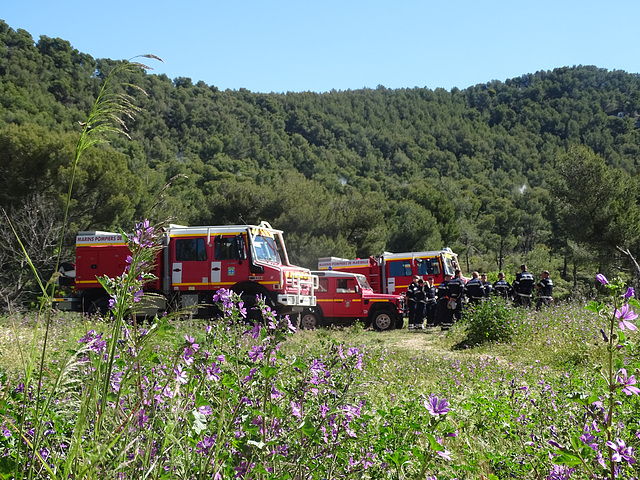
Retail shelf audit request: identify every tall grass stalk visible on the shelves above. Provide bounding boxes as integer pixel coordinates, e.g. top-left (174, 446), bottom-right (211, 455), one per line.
top-left (3, 55), bottom-right (161, 479)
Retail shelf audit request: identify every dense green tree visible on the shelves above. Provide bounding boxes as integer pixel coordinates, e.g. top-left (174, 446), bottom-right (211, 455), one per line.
top-left (552, 145), bottom-right (640, 282)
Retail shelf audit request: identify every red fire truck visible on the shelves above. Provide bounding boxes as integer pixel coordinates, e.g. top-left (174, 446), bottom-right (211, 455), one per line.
top-left (299, 271), bottom-right (404, 331)
top-left (55, 222), bottom-right (317, 318)
top-left (317, 248), bottom-right (461, 295)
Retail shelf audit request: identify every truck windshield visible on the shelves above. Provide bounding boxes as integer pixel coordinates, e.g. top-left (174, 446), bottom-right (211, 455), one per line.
top-left (356, 275), bottom-right (372, 291)
top-left (443, 255), bottom-right (456, 276)
top-left (252, 234), bottom-right (282, 263)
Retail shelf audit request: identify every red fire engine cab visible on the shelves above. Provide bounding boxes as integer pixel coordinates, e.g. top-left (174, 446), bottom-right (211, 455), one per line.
top-left (56, 222), bottom-right (317, 318)
top-left (317, 248), bottom-right (461, 296)
top-left (300, 271), bottom-right (404, 331)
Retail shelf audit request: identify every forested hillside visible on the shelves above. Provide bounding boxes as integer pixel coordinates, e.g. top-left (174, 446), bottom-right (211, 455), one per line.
top-left (2, 19), bottom-right (640, 307)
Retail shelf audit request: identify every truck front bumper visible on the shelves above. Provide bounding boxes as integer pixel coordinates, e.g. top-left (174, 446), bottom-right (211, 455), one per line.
top-left (277, 294), bottom-right (316, 307)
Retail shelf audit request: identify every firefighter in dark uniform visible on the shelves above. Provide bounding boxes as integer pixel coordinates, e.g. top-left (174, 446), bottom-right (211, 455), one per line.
top-left (435, 274), bottom-right (453, 327)
top-left (481, 273), bottom-right (492, 298)
top-left (513, 264), bottom-right (535, 307)
top-left (492, 272), bottom-right (513, 299)
top-left (410, 279), bottom-right (427, 329)
top-left (406, 275), bottom-right (420, 329)
top-left (536, 270), bottom-right (553, 309)
top-left (424, 278), bottom-right (437, 327)
top-left (465, 271), bottom-right (485, 306)
top-left (444, 269), bottom-right (466, 327)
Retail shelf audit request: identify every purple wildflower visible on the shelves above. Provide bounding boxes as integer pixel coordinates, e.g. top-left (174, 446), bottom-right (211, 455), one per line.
top-left (625, 287), bottom-right (635, 299)
top-left (242, 368), bottom-right (257, 385)
top-left (606, 439), bottom-right (636, 464)
top-left (424, 394), bottom-right (450, 416)
top-left (291, 401), bottom-right (302, 418)
top-left (133, 289), bottom-right (143, 303)
top-left (285, 315), bottom-right (296, 333)
top-left (196, 435), bottom-right (215, 454)
top-left (596, 273), bottom-right (608, 285)
top-left (549, 439), bottom-right (563, 449)
top-left (580, 432), bottom-right (599, 450)
top-left (548, 464), bottom-right (575, 480)
top-left (163, 385), bottom-right (174, 398)
top-left (616, 368), bottom-right (640, 396)
top-left (615, 303), bottom-right (638, 331)
top-left (248, 345), bottom-right (265, 362)
top-left (436, 448), bottom-right (452, 461)
top-left (206, 363), bottom-right (221, 382)
top-left (131, 219), bottom-right (155, 248)
top-left (212, 289), bottom-right (235, 314)
top-left (198, 405), bottom-right (213, 416)
top-left (174, 365), bottom-right (188, 384)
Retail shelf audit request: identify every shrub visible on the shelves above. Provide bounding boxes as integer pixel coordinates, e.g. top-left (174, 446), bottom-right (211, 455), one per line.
top-left (462, 297), bottom-right (517, 345)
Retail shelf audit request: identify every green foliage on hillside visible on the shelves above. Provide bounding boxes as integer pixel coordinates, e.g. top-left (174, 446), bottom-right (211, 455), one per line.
top-left (2, 19), bottom-right (640, 305)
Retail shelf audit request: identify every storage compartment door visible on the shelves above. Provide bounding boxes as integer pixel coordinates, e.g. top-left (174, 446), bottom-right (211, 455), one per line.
top-left (172, 262), bottom-right (183, 285)
top-left (211, 261), bottom-right (222, 284)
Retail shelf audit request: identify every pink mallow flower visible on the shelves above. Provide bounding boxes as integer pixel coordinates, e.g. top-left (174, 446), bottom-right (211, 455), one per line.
top-left (615, 303), bottom-right (638, 331)
top-left (616, 368), bottom-right (640, 396)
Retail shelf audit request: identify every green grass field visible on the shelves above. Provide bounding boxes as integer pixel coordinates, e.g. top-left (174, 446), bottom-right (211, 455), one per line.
top-left (0, 298), bottom-right (636, 479)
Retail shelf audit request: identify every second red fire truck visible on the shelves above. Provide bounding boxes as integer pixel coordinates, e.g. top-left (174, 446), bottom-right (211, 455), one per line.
top-left (317, 248), bottom-right (462, 295)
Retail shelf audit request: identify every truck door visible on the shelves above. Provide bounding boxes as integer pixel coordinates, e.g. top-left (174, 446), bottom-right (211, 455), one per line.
top-left (212, 234), bottom-right (248, 288)
top-left (416, 256), bottom-right (440, 286)
top-left (335, 277), bottom-right (362, 318)
top-left (385, 259), bottom-right (413, 295)
top-left (316, 278), bottom-right (333, 317)
top-left (171, 237), bottom-right (209, 290)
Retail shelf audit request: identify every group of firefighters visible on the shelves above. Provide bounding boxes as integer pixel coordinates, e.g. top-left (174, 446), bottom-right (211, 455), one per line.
top-left (405, 264), bottom-right (554, 330)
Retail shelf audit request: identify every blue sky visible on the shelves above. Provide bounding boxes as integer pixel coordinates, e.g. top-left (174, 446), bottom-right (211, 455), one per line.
top-left (4, 1), bottom-right (640, 93)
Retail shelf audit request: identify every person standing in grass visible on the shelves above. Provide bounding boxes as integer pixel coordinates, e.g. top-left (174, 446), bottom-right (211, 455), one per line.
top-left (481, 273), bottom-right (492, 298)
top-left (410, 278), bottom-right (427, 330)
top-left (513, 264), bottom-right (535, 307)
top-left (424, 278), bottom-right (437, 327)
top-left (465, 271), bottom-right (485, 305)
top-left (493, 271), bottom-right (513, 299)
top-left (406, 275), bottom-right (420, 329)
top-left (435, 273), bottom-right (453, 327)
top-left (536, 270), bottom-right (553, 309)
top-left (445, 269), bottom-right (466, 326)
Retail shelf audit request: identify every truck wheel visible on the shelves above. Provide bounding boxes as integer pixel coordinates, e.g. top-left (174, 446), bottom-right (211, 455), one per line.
top-left (300, 311), bottom-right (320, 329)
top-left (87, 296), bottom-right (111, 316)
top-left (371, 309), bottom-right (394, 331)
top-left (240, 294), bottom-right (264, 323)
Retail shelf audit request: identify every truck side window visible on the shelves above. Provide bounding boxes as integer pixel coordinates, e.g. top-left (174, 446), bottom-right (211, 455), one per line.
top-left (388, 260), bottom-right (412, 277)
top-left (318, 278), bottom-right (328, 293)
top-left (214, 236), bottom-right (240, 260)
top-left (417, 258), bottom-right (435, 276)
top-left (431, 259), bottom-right (441, 275)
top-left (176, 238), bottom-right (207, 261)
top-left (417, 258), bottom-right (441, 276)
top-left (337, 279), bottom-right (356, 293)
